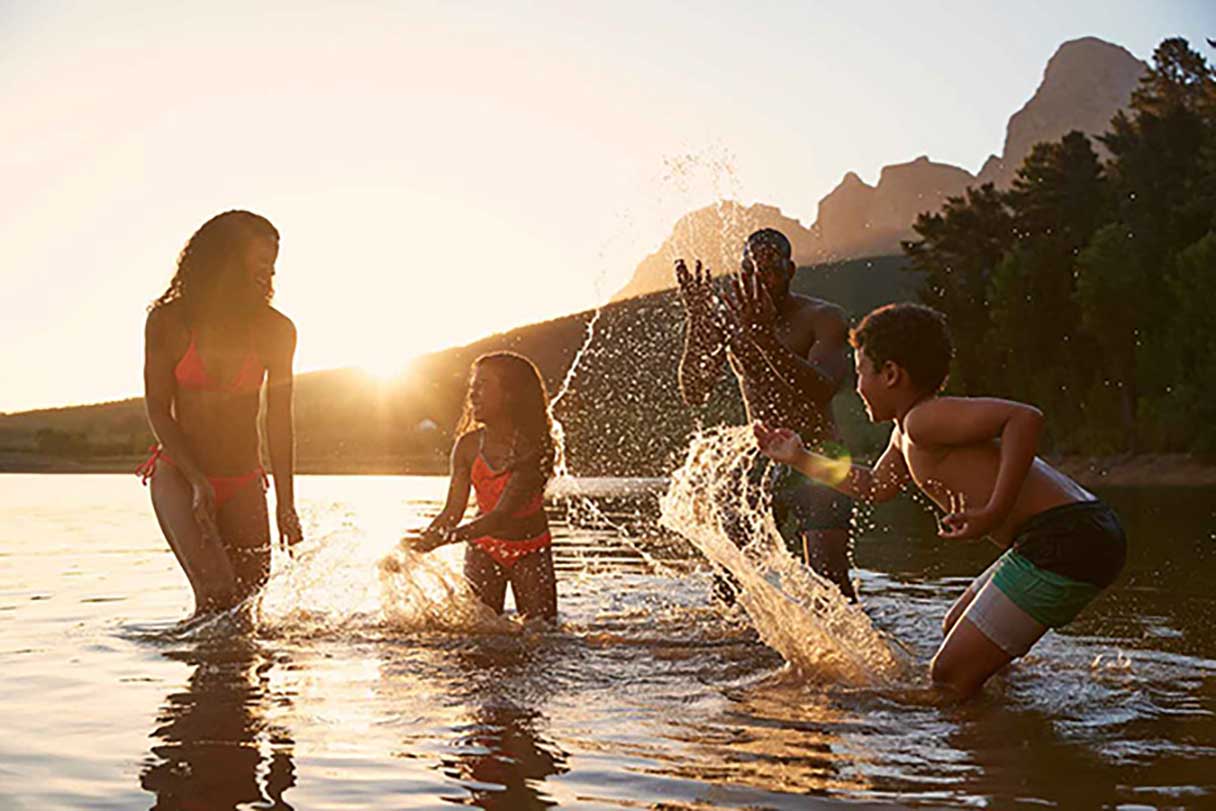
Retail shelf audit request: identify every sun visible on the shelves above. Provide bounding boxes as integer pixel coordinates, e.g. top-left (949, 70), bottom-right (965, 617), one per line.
top-left (358, 358), bottom-right (410, 382)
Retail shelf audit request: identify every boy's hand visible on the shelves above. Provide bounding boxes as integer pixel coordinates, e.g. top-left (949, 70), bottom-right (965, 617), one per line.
top-left (753, 421), bottom-right (805, 464)
top-left (938, 492), bottom-right (999, 540)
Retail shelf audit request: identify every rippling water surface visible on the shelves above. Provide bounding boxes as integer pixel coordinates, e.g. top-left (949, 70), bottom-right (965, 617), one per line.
top-left (2, 470), bottom-right (1215, 809)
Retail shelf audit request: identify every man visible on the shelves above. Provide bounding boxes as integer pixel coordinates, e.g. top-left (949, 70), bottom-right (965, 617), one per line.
top-left (676, 228), bottom-right (856, 599)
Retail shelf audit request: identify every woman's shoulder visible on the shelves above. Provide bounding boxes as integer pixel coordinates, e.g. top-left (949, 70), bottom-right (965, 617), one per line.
top-left (145, 301), bottom-right (188, 343)
top-left (251, 307), bottom-right (297, 360)
top-left (260, 307), bottom-right (297, 340)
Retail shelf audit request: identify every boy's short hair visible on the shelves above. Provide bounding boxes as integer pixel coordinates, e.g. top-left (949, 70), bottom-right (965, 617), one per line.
top-left (849, 303), bottom-right (952, 393)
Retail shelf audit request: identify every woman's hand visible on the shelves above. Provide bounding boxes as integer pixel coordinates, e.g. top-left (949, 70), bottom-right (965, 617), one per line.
top-left (277, 504), bottom-right (304, 551)
top-left (189, 476), bottom-right (221, 546)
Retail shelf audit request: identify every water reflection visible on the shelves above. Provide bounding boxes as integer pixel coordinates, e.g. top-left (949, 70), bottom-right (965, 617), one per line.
top-left (140, 640), bottom-right (295, 810)
top-left (434, 639), bottom-right (570, 809)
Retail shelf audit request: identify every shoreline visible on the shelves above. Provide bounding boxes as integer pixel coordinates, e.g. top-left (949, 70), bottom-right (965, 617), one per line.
top-left (1, 451), bottom-right (1215, 486)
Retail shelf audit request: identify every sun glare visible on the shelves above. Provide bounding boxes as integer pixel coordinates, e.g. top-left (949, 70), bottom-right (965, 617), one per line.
top-left (358, 358), bottom-right (411, 382)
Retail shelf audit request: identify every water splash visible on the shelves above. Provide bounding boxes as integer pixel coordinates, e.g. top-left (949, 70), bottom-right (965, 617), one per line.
top-left (659, 425), bottom-right (907, 684)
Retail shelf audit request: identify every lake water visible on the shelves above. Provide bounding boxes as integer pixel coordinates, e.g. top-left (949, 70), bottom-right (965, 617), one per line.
top-left (2, 472), bottom-right (1214, 809)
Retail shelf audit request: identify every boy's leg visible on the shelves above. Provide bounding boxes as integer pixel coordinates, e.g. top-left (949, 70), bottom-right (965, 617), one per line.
top-left (942, 559), bottom-right (1000, 636)
top-left (931, 576), bottom-right (1047, 699)
top-left (148, 461), bottom-right (239, 615)
top-left (930, 618), bottom-right (1016, 699)
top-left (509, 547), bottom-right (558, 623)
top-left (464, 544), bottom-right (508, 614)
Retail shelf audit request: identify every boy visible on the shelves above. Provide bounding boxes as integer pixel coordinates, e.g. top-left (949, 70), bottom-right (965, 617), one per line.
top-left (753, 303), bottom-right (1126, 698)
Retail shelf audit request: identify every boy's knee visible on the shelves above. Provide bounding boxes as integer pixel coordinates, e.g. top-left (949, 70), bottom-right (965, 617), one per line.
top-left (929, 652), bottom-right (981, 700)
top-left (942, 590), bottom-right (976, 636)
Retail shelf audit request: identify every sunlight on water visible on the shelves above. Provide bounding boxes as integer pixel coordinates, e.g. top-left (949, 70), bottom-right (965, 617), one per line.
top-left (660, 425), bottom-right (907, 684)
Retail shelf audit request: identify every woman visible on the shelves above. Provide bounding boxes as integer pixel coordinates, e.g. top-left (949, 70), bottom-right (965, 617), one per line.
top-left (140, 210), bottom-right (302, 616)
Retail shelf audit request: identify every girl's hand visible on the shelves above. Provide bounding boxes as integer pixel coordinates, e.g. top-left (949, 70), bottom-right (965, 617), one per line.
top-left (277, 504), bottom-right (304, 551)
top-left (753, 421), bottom-right (805, 464)
top-left (189, 476), bottom-right (221, 546)
top-left (404, 527), bottom-right (454, 554)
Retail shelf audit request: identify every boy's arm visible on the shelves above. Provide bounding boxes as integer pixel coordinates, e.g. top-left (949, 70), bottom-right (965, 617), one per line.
top-left (754, 422), bottom-right (910, 503)
top-left (903, 397), bottom-right (1045, 539)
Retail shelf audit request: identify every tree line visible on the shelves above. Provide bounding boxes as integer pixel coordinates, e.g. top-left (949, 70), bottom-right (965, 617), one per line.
top-left (904, 38), bottom-right (1216, 455)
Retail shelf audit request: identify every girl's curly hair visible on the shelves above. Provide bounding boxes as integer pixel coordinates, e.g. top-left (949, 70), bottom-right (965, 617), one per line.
top-left (455, 352), bottom-right (556, 481)
top-left (150, 210), bottom-right (279, 320)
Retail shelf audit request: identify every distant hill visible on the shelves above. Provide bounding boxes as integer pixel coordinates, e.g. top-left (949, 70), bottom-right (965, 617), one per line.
top-left (0, 256), bottom-right (917, 475)
top-left (613, 36), bottom-right (1146, 301)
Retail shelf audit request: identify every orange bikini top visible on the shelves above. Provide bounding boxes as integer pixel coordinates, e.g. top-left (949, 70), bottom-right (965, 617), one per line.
top-left (470, 454), bottom-right (545, 518)
top-left (174, 332), bottom-right (265, 393)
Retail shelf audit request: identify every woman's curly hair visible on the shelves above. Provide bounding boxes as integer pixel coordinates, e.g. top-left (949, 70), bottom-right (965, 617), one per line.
top-left (150, 210), bottom-right (279, 319)
top-left (455, 352), bottom-right (557, 481)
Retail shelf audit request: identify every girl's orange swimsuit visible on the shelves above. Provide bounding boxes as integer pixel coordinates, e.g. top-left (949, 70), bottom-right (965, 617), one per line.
top-left (136, 332), bottom-right (267, 508)
top-left (469, 453), bottom-right (551, 568)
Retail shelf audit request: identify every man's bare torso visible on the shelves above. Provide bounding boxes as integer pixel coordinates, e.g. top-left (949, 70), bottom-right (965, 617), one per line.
top-left (727, 293), bottom-right (842, 446)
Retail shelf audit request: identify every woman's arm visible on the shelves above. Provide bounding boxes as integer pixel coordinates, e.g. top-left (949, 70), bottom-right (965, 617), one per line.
top-left (143, 309), bottom-right (220, 542)
top-left (264, 310), bottom-right (301, 547)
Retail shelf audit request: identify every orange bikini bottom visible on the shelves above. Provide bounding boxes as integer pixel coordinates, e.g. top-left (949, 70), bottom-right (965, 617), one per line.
top-left (136, 446), bottom-right (266, 509)
top-left (471, 532), bottom-right (552, 569)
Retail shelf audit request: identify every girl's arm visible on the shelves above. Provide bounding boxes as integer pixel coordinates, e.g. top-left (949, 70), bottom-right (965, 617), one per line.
top-left (143, 309), bottom-right (220, 543)
top-left (446, 463), bottom-right (546, 543)
top-left (755, 421), bottom-right (910, 504)
top-left (423, 433), bottom-right (476, 532)
top-left (264, 311), bottom-right (301, 548)
top-left (903, 397), bottom-right (1044, 539)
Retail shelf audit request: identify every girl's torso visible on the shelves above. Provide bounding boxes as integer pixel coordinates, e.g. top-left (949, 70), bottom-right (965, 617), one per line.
top-left (469, 429), bottom-right (549, 541)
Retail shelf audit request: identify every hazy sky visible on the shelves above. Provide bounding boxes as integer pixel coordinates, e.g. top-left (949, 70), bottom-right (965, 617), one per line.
top-left (2, 1), bottom-right (1211, 411)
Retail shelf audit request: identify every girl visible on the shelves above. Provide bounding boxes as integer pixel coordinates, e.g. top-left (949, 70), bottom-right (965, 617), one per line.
top-left (140, 210), bottom-right (302, 617)
top-left (408, 352), bottom-right (558, 622)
